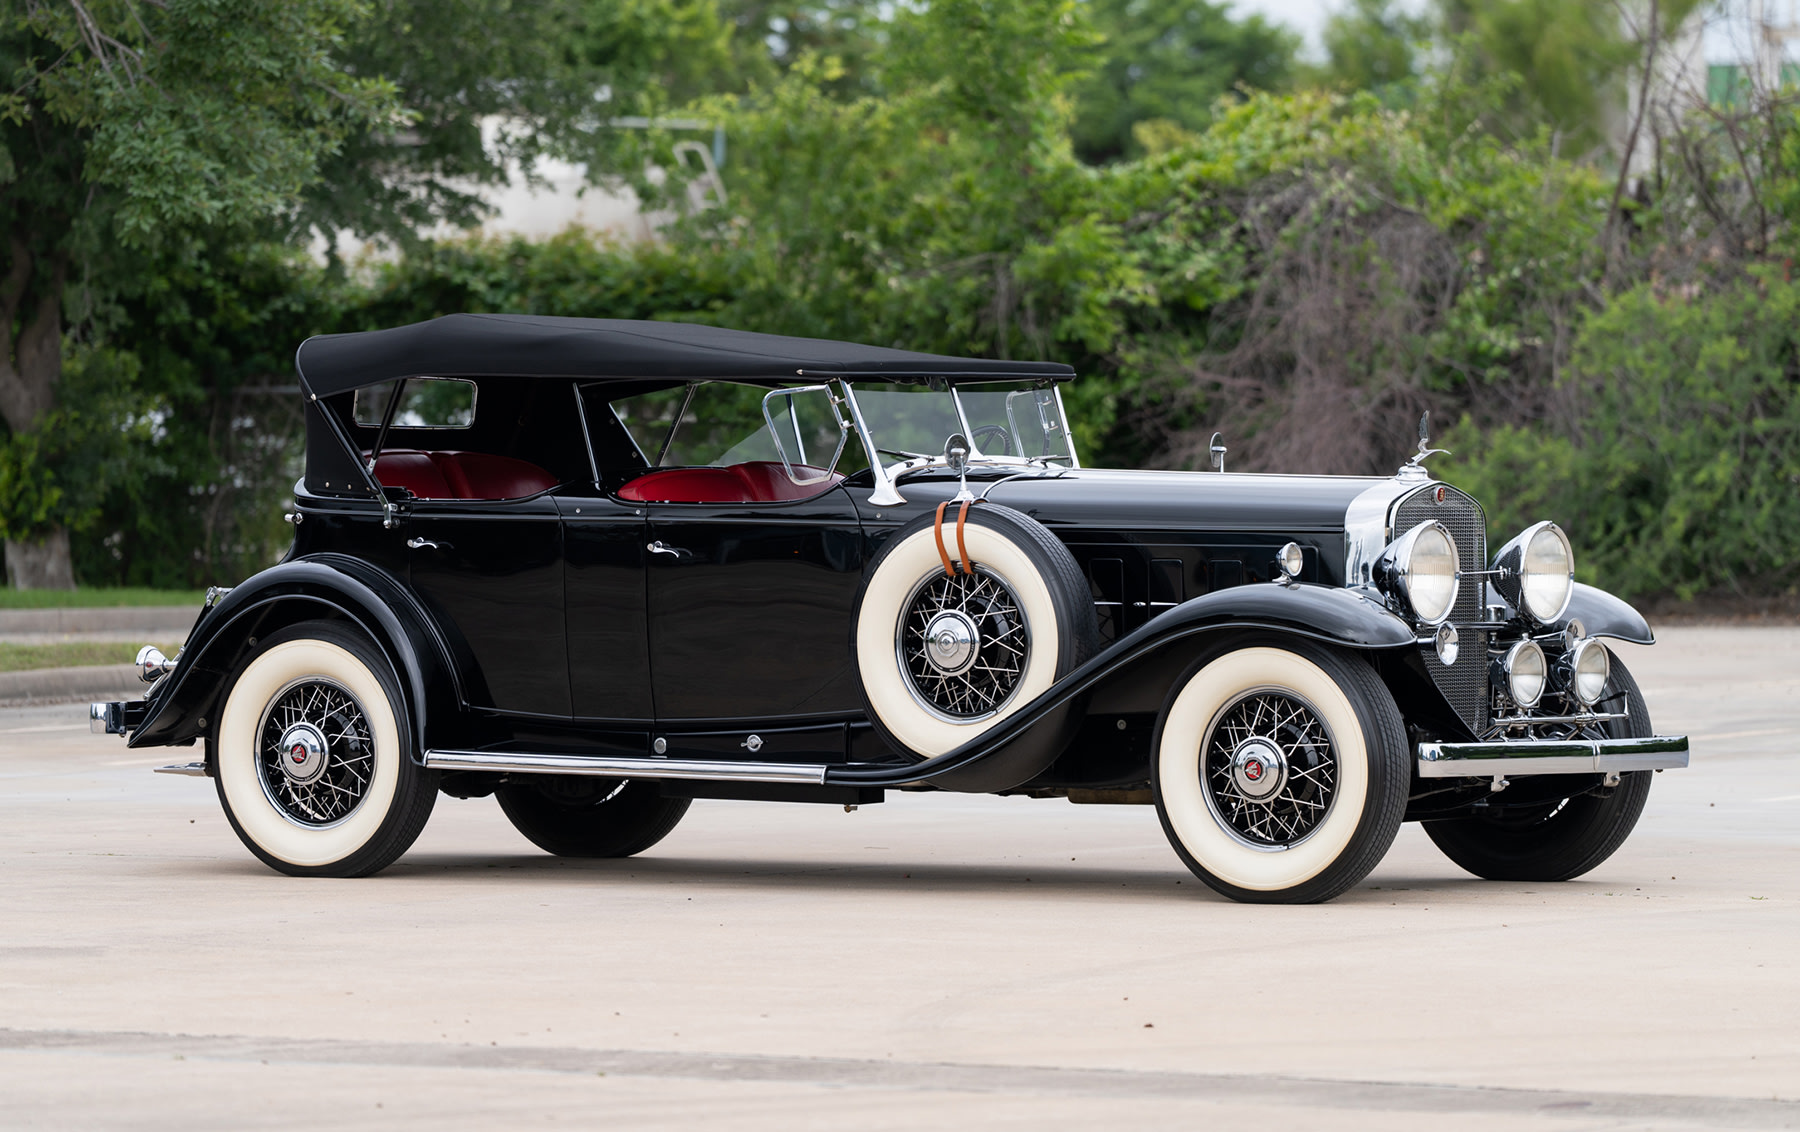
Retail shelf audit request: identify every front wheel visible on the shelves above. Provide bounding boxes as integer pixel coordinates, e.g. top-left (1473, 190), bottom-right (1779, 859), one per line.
top-left (1423, 652), bottom-right (1655, 882)
top-left (1152, 638), bottom-right (1410, 904)
top-left (214, 621), bottom-right (437, 877)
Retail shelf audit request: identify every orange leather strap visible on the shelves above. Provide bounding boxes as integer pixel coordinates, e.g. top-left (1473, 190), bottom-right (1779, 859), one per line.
top-left (932, 502), bottom-right (956, 577)
top-left (955, 499), bottom-right (974, 575)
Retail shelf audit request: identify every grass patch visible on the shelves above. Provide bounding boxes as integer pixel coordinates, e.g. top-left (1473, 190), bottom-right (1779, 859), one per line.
top-left (0, 641), bottom-right (183, 673)
top-left (0, 588), bottom-right (207, 609)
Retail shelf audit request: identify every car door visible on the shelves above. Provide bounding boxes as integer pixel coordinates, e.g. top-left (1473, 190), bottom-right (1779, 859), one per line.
top-left (406, 494), bottom-right (570, 717)
top-left (643, 486), bottom-right (866, 724)
top-left (557, 491), bottom-right (654, 725)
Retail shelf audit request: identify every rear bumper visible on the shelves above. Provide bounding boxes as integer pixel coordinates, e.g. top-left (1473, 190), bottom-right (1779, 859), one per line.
top-left (89, 700), bottom-right (147, 736)
top-left (1417, 734), bottom-right (1689, 778)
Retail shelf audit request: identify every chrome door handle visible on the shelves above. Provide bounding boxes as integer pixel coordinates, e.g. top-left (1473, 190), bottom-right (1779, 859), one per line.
top-left (407, 537), bottom-right (449, 550)
top-left (647, 540), bottom-right (689, 558)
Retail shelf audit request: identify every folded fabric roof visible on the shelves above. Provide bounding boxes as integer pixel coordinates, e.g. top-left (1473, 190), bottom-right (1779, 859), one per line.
top-left (295, 313), bottom-right (1074, 397)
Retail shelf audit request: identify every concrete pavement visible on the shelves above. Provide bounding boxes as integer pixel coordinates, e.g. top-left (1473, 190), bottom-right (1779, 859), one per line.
top-left (1, 627), bottom-right (1796, 1129)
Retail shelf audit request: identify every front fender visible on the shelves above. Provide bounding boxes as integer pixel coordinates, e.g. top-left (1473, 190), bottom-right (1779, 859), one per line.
top-left (128, 555), bottom-right (459, 757)
top-left (1561, 582), bottom-right (1654, 645)
top-left (827, 583), bottom-right (1415, 792)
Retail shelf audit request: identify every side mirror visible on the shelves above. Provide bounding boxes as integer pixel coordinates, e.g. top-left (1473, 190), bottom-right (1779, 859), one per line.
top-left (945, 433), bottom-right (970, 474)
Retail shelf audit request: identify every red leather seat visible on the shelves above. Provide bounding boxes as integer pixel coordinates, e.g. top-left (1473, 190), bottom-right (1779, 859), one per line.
top-left (617, 463), bottom-right (844, 504)
top-left (731, 461), bottom-right (844, 502)
top-left (372, 450), bottom-right (455, 499)
top-left (369, 450), bottom-right (556, 500)
top-left (433, 451), bottom-right (558, 500)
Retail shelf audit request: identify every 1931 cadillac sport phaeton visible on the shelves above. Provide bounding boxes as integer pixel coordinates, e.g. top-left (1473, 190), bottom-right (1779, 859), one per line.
top-left (90, 314), bottom-right (1689, 903)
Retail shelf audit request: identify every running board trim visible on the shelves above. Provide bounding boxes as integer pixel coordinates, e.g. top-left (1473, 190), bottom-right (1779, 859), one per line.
top-left (422, 749), bottom-right (829, 785)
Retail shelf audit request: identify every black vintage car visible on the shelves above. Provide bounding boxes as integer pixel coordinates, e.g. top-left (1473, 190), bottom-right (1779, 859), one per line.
top-left (91, 315), bottom-right (1689, 903)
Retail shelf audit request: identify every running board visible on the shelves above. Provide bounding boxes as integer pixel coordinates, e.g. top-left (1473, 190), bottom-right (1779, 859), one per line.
top-left (422, 749), bottom-right (829, 785)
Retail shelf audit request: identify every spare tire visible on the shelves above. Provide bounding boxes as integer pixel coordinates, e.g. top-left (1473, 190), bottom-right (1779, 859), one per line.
top-left (852, 502), bottom-right (1099, 759)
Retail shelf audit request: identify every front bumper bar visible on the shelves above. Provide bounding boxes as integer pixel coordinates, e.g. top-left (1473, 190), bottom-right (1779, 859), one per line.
top-left (1417, 735), bottom-right (1689, 778)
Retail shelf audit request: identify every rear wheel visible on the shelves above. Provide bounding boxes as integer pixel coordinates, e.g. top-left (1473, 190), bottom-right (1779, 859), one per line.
top-left (214, 621), bottom-right (437, 877)
top-left (1424, 652), bottom-right (1654, 882)
top-left (1152, 637), bottom-right (1409, 904)
top-left (496, 777), bottom-right (690, 858)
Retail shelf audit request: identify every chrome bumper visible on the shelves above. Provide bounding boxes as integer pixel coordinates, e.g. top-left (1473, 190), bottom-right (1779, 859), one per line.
top-left (89, 700), bottom-right (145, 736)
top-left (1417, 735), bottom-right (1689, 778)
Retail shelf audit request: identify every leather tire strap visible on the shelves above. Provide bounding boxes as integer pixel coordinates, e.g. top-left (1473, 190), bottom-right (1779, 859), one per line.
top-left (955, 499), bottom-right (976, 575)
top-left (933, 502), bottom-right (956, 577)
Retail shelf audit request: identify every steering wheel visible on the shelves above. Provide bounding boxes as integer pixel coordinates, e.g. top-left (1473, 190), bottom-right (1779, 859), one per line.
top-left (972, 424), bottom-right (1014, 456)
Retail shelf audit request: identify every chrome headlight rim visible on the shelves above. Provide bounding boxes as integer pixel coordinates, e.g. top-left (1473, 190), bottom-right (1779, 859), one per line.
top-left (1492, 520), bottom-right (1574, 625)
top-left (1379, 520), bottom-right (1461, 627)
top-left (1503, 639), bottom-right (1547, 709)
top-left (1569, 636), bottom-right (1611, 706)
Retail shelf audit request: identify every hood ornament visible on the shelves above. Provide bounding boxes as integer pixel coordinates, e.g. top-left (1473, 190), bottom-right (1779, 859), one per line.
top-left (1398, 412), bottom-right (1450, 481)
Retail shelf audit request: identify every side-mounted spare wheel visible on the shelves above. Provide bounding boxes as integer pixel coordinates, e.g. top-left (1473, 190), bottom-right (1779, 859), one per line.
top-left (1152, 637), bottom-right (1410, 904)
top-left (852, 503), bottom-right (1099, 760)
top-left (214, 621), bottom-right (438, 877)
top-left (497, 777), bottom-right (691, 858)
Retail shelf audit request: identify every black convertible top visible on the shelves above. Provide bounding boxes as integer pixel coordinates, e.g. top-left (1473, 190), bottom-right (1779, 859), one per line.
top-left (295, 314), bottom-right (1074, 397)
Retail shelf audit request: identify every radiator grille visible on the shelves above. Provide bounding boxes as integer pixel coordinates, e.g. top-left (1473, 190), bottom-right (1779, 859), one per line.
top-left (1394, 485), bottom-right (1489, 733)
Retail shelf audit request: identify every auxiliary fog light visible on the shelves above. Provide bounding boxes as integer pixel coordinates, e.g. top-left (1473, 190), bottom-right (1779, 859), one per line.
top-left (1434, 623), bottom-right (1460, 666)
top-left (1503, 639), bottom-right (1547, 709)
top-left (1569, 637), bottom-right (1611, 705)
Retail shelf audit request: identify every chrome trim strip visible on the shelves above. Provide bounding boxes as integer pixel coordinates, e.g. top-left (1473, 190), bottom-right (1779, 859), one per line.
top-left (153, 762), bottom-right (210, 777)
top-left (423, 749), bottom-right (830, 784)
top-left (1416, 735), bottom-right (1689, 778)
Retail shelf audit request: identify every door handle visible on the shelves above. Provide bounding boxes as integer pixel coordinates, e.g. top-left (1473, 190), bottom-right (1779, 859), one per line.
top-left (647, 540), bottom-right (690, 559)
top-left (407, 537), bottom-right (450, 551)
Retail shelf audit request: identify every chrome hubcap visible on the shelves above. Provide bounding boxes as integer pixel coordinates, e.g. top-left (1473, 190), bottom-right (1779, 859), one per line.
top-left (898, 567), bottom-right (1030, 721)
top-left (1230, 737), bottom-right (1286, 801)
top-left (257, 678), bottom-right (374, 827)
top-left (1203, 690), bottom-right (1337, 848)
top-left (923, 610), bottom-right (979, 676)
top-left (278, 722), bottom-right (330, 785)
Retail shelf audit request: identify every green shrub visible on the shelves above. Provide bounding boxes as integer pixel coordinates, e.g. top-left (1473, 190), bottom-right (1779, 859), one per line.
top-left (1445, 270), bottom-right (1800, 600)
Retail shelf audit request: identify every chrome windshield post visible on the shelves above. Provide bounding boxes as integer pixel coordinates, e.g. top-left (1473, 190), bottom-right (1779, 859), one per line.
top-left (838, 381), bottom-right (906, 507)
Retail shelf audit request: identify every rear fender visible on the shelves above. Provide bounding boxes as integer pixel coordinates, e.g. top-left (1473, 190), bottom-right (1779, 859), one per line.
top-left (828, 583), bottom-right (1416, 792)
top-left (127, 556), bottom-right (460, 759)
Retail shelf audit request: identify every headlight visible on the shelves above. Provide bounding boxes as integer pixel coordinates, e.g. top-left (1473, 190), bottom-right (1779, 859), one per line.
top-left (1503, 639), bottom-right (1546, 708)
top-left (1569, 637), bottom-right (1610, 705)
top-left (1378, 521), bottom-right (1460, 625)
top-left (1491, 521), bottom-right (1573, 623)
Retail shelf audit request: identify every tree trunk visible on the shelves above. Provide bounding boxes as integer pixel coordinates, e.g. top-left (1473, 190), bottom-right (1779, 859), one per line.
top-left (5, 529), bottom-right (76, 589)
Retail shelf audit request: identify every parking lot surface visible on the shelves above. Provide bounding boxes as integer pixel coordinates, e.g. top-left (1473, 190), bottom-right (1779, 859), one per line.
top-left (1, 627), bottom-right (1796, 1129)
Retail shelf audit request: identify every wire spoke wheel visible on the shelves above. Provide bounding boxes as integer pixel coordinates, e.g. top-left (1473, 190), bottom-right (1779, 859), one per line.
top-left (256, 677), bottom-right (375, 827)
top-left (1202, 689), bottom-right (1338, 848)
top-left (898, 566), bottom-right (1031, 721)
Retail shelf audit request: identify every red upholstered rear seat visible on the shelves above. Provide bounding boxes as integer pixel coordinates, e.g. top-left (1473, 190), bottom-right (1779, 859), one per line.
top-left (618, 462), bottom-right (844, 504)
top-left (371, 450), bottom-right (557, 500)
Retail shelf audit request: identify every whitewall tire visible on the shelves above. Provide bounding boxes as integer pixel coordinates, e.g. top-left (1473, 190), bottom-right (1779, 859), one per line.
top-left (852, 504), bottom-right (1097, 758)
top-left (1152, 638), bottom-right (1408, 904)
top-left (214, 621), bottom-right (437, 877)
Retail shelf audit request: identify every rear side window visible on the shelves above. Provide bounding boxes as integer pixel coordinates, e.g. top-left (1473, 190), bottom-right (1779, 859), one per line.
top-left (354, 378), bottom-right (476, 428)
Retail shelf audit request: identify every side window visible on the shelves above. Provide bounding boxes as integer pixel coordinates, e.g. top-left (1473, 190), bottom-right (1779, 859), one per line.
top-left (611, 382), bottom-right (863, 474)
top-left (354, 378), bottom-right (476, 428)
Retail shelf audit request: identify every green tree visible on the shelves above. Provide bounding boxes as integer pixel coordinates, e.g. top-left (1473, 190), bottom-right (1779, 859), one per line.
top-left (1070, 0), bottom-right (1299, 163)
top-left (1321, 0), bottom-right (1428, 97)
top-left (303, 0), bottom-right (739, 251)
top-left (0, 0), bottom-right (397, 587)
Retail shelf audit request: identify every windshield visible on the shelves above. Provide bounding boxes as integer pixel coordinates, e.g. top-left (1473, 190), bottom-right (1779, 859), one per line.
top-left (846, 381), bottom-right (1076, 465)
